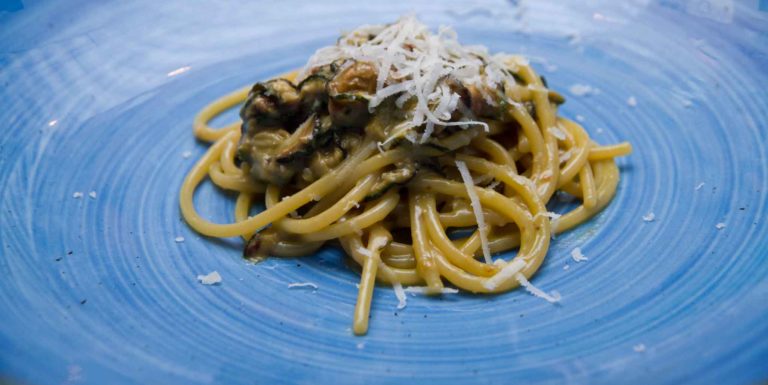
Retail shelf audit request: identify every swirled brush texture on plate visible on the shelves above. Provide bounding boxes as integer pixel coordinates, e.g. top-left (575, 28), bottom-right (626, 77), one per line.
top-left (0, 1), bottom-right (767, 384)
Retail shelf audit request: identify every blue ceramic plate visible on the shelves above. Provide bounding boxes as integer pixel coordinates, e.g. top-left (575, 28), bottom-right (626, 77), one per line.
top-left (1, 1), bottom-right (767, 384)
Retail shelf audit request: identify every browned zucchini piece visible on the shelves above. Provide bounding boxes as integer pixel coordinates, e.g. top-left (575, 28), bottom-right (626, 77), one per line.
top-left (328, 61), bottom-right (377, 128)
top-left (239, 79), bottom-right (300, 129)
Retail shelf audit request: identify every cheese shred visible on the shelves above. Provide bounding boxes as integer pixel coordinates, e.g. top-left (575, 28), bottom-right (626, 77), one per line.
top-left (393, 282), bottom-right (407, 309)
top-left (456, 160), bottom-right (492, 264)
top-left (515, 273), bottom-right (561, 303)
top-left (484, 258), bottom-right (527, 290)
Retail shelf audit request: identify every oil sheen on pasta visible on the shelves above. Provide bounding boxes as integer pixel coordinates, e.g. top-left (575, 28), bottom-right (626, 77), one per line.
top-left (180, 16), bottom-right (632, 335)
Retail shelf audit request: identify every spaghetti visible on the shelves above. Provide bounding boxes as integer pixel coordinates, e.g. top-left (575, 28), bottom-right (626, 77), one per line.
top-left (180, 16), bottom-right (632, 335)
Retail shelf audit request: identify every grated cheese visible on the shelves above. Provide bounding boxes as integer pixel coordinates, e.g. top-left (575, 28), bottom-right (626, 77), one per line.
top-left (695, 182), bottom-right (705, 191)
top-left (642, 212), bottom-right (655, 222)
top-left (715, 222), bottom-right (726, 230)
top-left (568, 83), bottom-right (597, 97)
top-left (344, 201), bottom-right (361, 211)
top-left (72, 192), bottom-right (83, 199)
top-left (369, 236), bottom-right (390, 252)
top-left (483, 258), bottom-right (527, 290)
top-left (575, 114), bottom-right (586, 122)
top-left (403, 286), bottom-right (459, 295)
top-left (356, 246), bottom-right (373, 258)
top-left (563, 264), bottom-right (570, 271)
top-left (627, 96), bottom-right (637, 107)
top-left (299, 16), bottom-right (522, 142)
top-left (549, 126), bottom-right (567, 140)
top-left (633, 344), bottom-right (646, 353)
top-left (393, 282), bottom-right (407, 309)
top-left (182, 150), bottom-right (192, 159)
top-left (542, 212), bottom-right (562, 238)
top-left (288, 282), bottom-right (318, 290)
top-left (571, 247), bottom-right (588, 262)
top-left (174, 236), bottom-right (185, 243)
top-left (197, 271), bottom-right (222, 285)
top-left (88, 191), bottom-right (97, 199)
top-left (167, 66), bottom-right (191, 77)
top-left (515, 273), bottom-right (561, 303)
top-left (455, 160), bottom-right (492, 264)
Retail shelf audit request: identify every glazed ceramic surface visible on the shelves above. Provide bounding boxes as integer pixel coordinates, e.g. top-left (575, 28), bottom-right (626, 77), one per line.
top-left (1, 1), bottom-right (767, 384)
